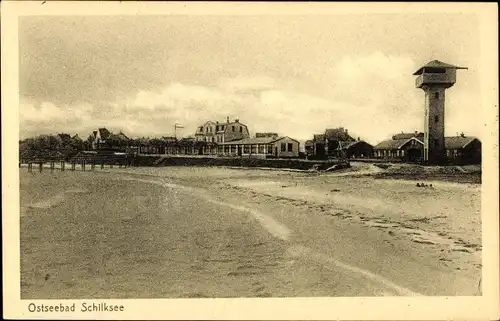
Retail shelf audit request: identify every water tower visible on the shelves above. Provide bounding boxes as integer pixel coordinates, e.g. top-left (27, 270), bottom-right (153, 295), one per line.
top-left (413, 60), bottom-right (467, 164)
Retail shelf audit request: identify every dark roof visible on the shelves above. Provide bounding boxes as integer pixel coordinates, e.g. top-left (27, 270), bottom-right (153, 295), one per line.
top-left (445, 136), bottom-right (479, 150)
top-left (413, 60), bottom-right (466, 75)
top-left (117, 131), bottom-right (129, 140)
top-left (313, 134), bottom-right (325, 142)
top-left (374, 137), bottom-right (423, 150)
top-left (375, 136), bottom-right (480, 150)
top-left (337, 140), bottom-right (373, 150)
top-left (256, 132), bottom-right (279, 138)
top-left (223, 121), bottom-right (247, 133)
top-left (392, 132), bottom-right (424, 140)
top-left (71, 134), bottom-right (83, 142)
top-left (98, 128), bottom-right (112, 140)
top-left (57, 133), bottom-right (72, 141)
top-left (324, 128), bottom-right (355, 141)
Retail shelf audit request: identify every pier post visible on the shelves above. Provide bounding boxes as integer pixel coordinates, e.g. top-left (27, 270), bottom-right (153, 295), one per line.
top-left (91, 160), bottom-right (95, 171)
top-left (82, 160), bottom-right (86, 171)
top-left (39, 162), bottom-right (43, 172)
top-left (101, 161), bottom-right (104, 170)
top-left (50, 161), bottom-right (55, 172)
top-left (28, 162), bottom-right (32, 173)
top-left (61, 161), bottom-right (65, 171)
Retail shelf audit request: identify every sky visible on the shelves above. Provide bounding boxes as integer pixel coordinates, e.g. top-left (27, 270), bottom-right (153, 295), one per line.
top-left (19, 13), bottom-right (481, 145)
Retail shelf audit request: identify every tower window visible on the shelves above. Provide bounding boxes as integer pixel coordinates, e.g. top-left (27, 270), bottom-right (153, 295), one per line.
top-left (434, 92), bottom-right (439, 99)
top-left (434, 115), bottom-right (439, 123)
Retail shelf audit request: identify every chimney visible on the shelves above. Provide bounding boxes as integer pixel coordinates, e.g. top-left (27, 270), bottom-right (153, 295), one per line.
top-left (227, 116), bottom-right (229, 123)
top-left (358, 137), bottom-right (360, 141)
top-left (460, 132), bottom-right (465, 138)
top-left (216, 121), bottom-right (219, 124)
top-left (235, 119), bottom-right (239, 123)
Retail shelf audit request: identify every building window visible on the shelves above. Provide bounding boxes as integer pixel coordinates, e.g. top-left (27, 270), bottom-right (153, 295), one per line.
top-left (434, 115), bottom-right (439, 123)
top-left (267, 145), bottom-right (273, 154)
top-left (287, 143), bottom-right (293, 152)
top-left (251, 145), bottom-right (257, 154)
top-left (232, 126), bottom-right (235, 132)
top-left (239, 127), bottom-right (243, 133)
top-left (215, 125), bottom-right (219, 131)
top-left (244, 145), bottom-right (250, 154)
top-left (281, 143), bottom-right (286, 152)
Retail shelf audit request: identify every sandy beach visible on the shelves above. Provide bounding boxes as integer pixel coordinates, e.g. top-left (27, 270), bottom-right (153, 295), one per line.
top-left (19, 165), bottom-right (482, 298)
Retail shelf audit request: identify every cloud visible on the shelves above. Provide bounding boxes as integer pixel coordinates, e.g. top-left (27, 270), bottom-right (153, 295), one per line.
top-left (19, 53), bottom-right (482, 145)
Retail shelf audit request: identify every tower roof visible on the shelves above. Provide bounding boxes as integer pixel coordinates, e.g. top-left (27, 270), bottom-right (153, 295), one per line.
top-left (413, 60), bottom-right (467, 75)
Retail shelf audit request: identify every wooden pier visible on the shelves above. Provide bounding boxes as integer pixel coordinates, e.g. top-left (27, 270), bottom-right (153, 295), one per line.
top-left (20, 154), bottom-right (133, 173)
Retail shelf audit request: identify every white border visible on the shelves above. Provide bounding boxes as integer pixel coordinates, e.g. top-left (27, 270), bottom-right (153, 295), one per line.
top-left (2, 2), bottom-right (499, 320)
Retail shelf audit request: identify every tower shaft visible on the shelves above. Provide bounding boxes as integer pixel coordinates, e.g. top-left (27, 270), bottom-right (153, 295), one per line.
top-left (423, 86), bottom-right (446, 164)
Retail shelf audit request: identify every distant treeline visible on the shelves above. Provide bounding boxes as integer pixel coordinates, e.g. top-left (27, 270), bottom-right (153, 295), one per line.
top-left (18, 133), bottom-right (220, 160)
top-left (19, 133), bottom-right (87, 160)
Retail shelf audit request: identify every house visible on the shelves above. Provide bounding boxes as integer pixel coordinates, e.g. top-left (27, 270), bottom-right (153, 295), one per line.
top-left (374, 133), bottom-right (481, 164)
top-left (91, 128), bottom-right (129, 151)
top-left (374, 136), bottom-right (424, 162)
top-left (71, 134), bottom-right (83, 143)
top-left (195, 117), bottom-right (250, 143)
top-left (324, 127), bottom-right (356, 156)
top-left (218, 136), bottom-right (300, 158)
top-left (444, 135), bottom-right (481, 164)
top-left (336, 140), bottom-right (374, 159)
top-left (305, 140), bottom-right (314, 156)
top-left (312, 134), bottom-right (326, 158)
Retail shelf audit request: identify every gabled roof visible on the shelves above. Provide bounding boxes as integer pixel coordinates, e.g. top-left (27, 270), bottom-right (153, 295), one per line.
top-left (117, 131), bottom-right (129, 140)
top-left (392, 132), bottom-right (424, 140)
top-left (98, 128), bottom-right (112, 140)
top-left (445, 136), bottom-right (480, 150)
top-left (336, 140), bottom-right (373, 150)
top-left (374, 136), bottom-right (480, 150)
top-left (71, 134), bottom-right (83, 142)
top-left (324, 128), bottom-right (355, 141)
top-left (413, 60), bottom-right (466, 75)
top-left (374, 137), bottom-right (423, 150)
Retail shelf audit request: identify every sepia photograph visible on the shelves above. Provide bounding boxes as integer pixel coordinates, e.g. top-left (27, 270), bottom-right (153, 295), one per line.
top-left (2, 1), bottom-right (499, 320)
